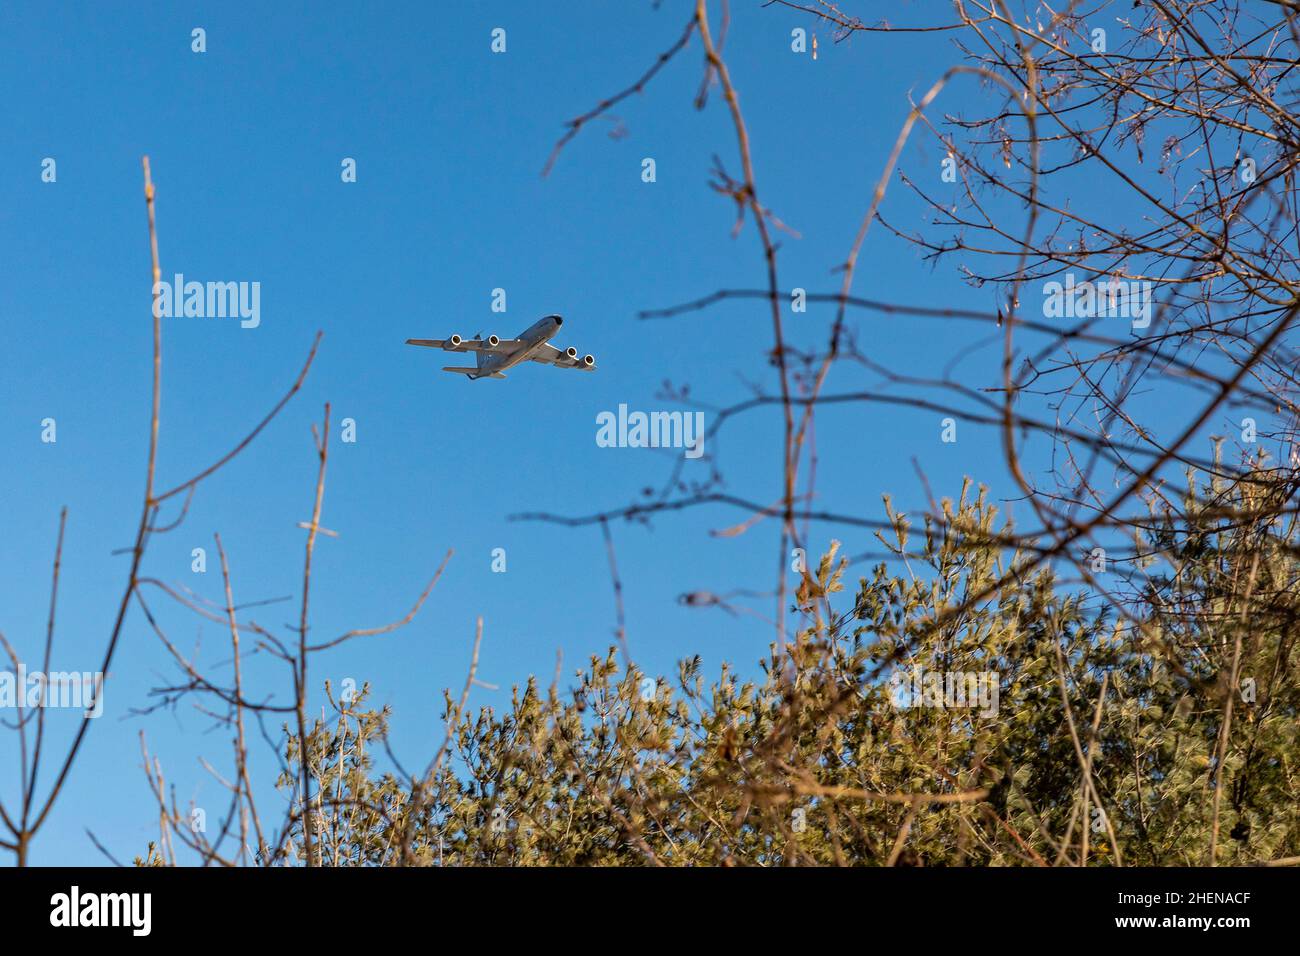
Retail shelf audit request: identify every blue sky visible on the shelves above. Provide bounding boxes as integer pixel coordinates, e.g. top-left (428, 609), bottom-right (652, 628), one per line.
top-left (0, 1), bottom-right (1133, 864)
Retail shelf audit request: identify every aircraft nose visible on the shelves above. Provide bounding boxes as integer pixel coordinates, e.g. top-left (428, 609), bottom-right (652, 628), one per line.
top-left (553, 316), bottom-right (563, 326)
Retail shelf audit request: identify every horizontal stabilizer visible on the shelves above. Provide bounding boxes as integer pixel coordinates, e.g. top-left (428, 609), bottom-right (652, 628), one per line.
top-left (441, 367), bottom-right (506, 380)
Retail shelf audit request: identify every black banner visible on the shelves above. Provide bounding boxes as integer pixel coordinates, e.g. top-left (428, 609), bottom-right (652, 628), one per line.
top-left (0, 865), bottom-right (1291, 942)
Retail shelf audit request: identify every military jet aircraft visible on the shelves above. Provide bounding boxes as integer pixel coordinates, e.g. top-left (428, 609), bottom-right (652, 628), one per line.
top-left (406, 314), bottom-right (595, 380)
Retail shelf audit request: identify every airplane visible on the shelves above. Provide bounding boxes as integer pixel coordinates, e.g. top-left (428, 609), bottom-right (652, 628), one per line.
top-left (405, 314), bottom-right (596, 380)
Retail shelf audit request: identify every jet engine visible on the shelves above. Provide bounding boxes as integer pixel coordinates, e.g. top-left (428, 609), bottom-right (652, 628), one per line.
top-left (582, 354), bottom-right (595, 368)
top-left (447, 334), bottom-right (462, 349)
top-left (487, 334), bottom-right (500, 347)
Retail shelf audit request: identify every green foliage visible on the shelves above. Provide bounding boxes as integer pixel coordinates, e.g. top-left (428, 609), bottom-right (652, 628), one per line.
top-left (279, 475), bottom-right (1298, 866)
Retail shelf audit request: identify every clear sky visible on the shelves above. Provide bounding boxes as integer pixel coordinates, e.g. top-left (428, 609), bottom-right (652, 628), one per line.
top-left (0, 1), bottom-right (1087, 864)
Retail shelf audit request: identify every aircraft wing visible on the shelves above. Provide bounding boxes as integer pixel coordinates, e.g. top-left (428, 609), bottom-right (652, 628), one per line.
top-left (529, 343), bottom-right (596, 370)
top-left (406, 338), bottom-right (523, 353)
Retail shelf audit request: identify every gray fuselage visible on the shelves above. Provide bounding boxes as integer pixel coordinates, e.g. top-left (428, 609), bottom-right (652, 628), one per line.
top-left (475, 314), bottom-right (563, 375)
